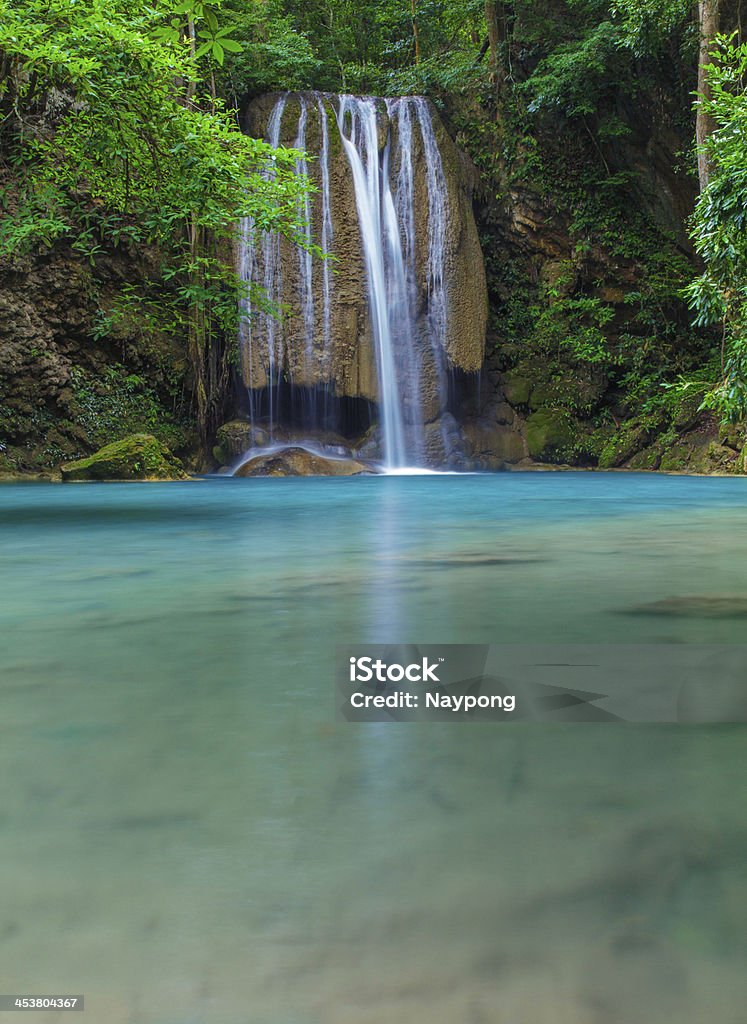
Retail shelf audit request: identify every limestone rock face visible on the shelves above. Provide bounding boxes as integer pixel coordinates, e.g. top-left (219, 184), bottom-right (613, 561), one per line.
top-left (60, 434), bottom-right (188, 481)
top-left (426, 115), bottom-right (488, 374)
top-left (234, 446), bottom-right (374, 477)
top-left (463, 420), bottom-right (526, 467)
top-left (240, 92), bottom-right (486, 404)
top-left (421, 413), bottom-right (469, 468)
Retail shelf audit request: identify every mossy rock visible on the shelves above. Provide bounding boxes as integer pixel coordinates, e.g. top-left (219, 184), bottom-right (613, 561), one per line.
top-left (528, 372), bottom-right (607, 415)
top-left (658, 444), bottom-right (692, 471)
top-left (60, 434), bottom-right (188, 481)
top-left (215, 420), bottom-right (271, 462)
top-left (719, 424), bottom-right (746, 452)
top-left (492, 402), bottom-right (515, 426)
top-left (525, 409), bottom-right (574, 460)
top-left (657, 439), bottom-right (738, 474)
top-left (463, 421), bottom-right (525, 465)
top-left (502, 372), bottom-right (532, 406)
top-left (527, 382), bottom-right (555, 410)
top-left (672, 391), bottom-right (706, 431)
top-left (628, 445), bottom-right (662, 470)
top-left (598, 422), bottom-right (653, 469)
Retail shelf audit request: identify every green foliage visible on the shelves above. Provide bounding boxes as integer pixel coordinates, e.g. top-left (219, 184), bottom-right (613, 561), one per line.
top-left (610, 0), bottom-right (691, 55)
top-left (0, 0), bottom-right (311, 438)
top-left (523, 20), bottom-right (625, 118)
top-left (217, 0), bottom-right (489, 98)
top-left (687, 37), bottom-right (747, 422)
top-left (221, 0), bottom-right (320, 95)
top-left (0, 0), bottom-right (739, 466)
top-left (69, 365), bottom-right (194, 453)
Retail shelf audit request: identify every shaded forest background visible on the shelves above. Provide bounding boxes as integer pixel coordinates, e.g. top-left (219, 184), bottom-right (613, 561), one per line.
top-left (2, 0), bottom-right (747, 474)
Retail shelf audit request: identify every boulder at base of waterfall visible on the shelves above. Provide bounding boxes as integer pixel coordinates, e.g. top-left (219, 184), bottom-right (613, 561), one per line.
top-left (214, 420), bottom-right (271, 463)
top-left (214, 421), bottom-right (354, 466)
top-left (60, 434), bottom-right (188, 481)
top-left (234, 447), bottom-right (375, 477)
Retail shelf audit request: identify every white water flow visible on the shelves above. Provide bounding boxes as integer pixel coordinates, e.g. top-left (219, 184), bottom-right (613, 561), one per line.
top-left (317, 97), bottom-right (334, 363)
top-left (338, 95), bottom-right (410, 468)
top-left (294, 98), bottom-right (315, 362)
top-left (238, 92), bottom-right (454, 470)
top-left (414, 96), bottom-right (452, 452)
top-left (238, 95), bottom-right (287, 437)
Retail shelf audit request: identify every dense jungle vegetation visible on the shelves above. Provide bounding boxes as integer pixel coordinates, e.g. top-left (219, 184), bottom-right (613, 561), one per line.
top-left (2, 0), bottom-right (747, 471)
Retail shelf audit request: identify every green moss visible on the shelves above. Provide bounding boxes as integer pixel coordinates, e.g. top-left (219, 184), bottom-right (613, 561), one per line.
top-left (598, 421), bottom-right (653, 468)
top-left (525, 409), bottom-right (575, 460)
top-left (718, 423), bottom-right (746, 451)
top-left (672, 390), bottom-right (706, 431)
top-left (60, 434), bottom-right (188, 481)
top-left (656, 440), bottom-right (742, 474)
top-left (502, 372), bottom-right (532, 406)
top-left (0, 451), bottom-right (18, 476)
top-left (628, 446), bottom-right (662, 470)
top-left (658, 444), bottom-right (691, 471)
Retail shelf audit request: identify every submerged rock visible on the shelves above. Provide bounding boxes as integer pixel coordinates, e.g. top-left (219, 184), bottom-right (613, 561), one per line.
top-left (622, 595), bottom-right (747, 618)
top-left (234, 446), bottom-right (374, 477)
top-left (60, 434), bottom-right (188, 481)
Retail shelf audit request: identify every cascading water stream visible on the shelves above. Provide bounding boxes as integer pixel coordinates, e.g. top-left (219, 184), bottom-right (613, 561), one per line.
top-left (237, 91), bottom-right (466, 471)
top-left (337, 95), bottom-right (409, 469)
top-left (413, 96), bottom-right (452, 453)
top-left (317, 97), bottom-right (334, 359)
top-left (294, 98), bottom-right (315, 363)
top-left (238, 95), bottom-right (287, 436)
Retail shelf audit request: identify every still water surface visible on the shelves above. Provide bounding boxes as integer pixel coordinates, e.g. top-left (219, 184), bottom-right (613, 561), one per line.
top-left (1, 473), bottom-right (746, 1023)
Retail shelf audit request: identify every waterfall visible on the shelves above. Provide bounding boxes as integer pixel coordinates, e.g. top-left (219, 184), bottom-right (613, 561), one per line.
top-left (294, 98), bottom-right (315, 362)
top-left (237, 91), bottom-right (464, 470)
top-left (317, 96), bottom-right (334, 361)
top-left (413, 96), bottom-right (452, 455)
top-left (238, 94), bottom-right (287, 437)
top-left (338, 95), bottom-right (411, 468)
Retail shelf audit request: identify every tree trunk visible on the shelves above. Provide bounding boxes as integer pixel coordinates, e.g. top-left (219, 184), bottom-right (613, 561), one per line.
top-left (186, 18), bottom-right (197, 104)
top-left (485, 2), bottom-right (501, 83)
top-left (484, 1), bottom-right (507, 91)
top-left (411, 0), bottom-right (421, 64)
top-left (696, 0), bottom-right (720, 190)
top-left (187, 214), bottom-right (208, 444)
